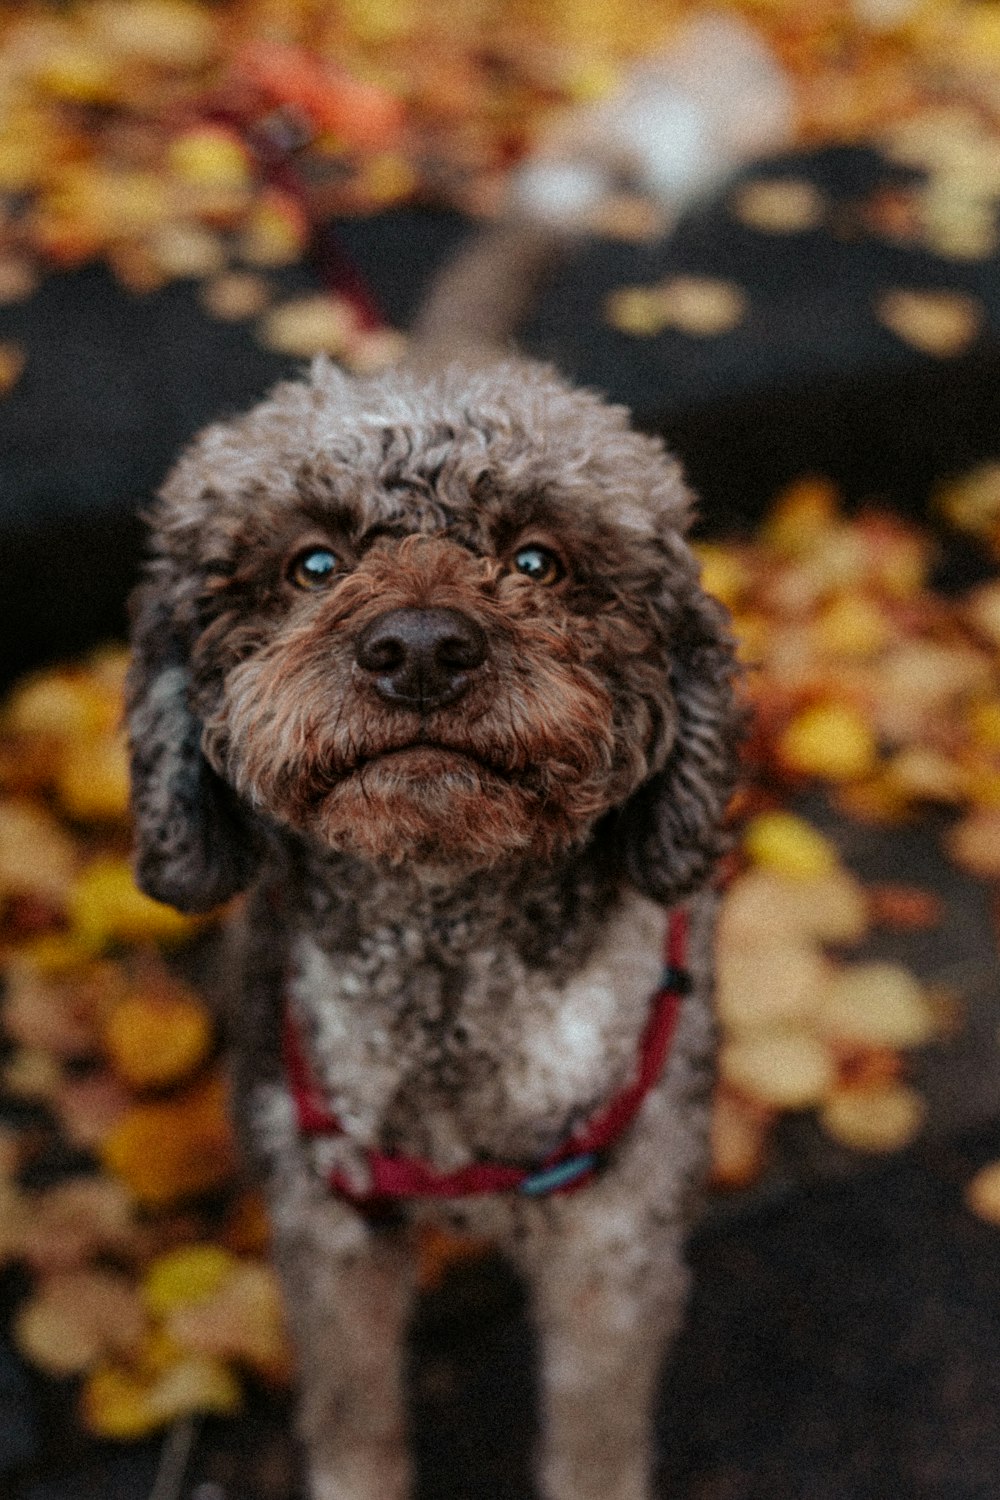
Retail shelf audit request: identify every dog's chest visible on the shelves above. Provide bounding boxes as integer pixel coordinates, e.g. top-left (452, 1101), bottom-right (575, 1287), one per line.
top-left (286, 890), bottom-right (667, 1168)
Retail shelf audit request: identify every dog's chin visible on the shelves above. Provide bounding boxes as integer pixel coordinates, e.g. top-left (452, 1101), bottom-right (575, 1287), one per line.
top-left (308, 745), bottom-right (586, 871)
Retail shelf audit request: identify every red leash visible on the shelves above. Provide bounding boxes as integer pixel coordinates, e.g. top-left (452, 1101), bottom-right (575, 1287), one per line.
top-left (283, 907), bottom-right (691, 1204)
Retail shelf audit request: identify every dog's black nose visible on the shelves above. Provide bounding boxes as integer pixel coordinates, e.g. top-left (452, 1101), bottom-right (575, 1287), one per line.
top-left (355, 607), bottom-right (487, 710)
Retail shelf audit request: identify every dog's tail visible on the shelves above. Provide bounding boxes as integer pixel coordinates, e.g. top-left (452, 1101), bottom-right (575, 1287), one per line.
top-left (408, 12), bottom-right (793, 367)
top-left (408, 216), bottom-right (569, 367)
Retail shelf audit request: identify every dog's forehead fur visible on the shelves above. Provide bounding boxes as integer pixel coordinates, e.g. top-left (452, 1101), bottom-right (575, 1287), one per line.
top-left (155, 356), bottom-right (693, 559)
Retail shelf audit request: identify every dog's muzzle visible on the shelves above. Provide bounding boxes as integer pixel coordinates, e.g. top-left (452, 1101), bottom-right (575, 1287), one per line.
top-left (355, 607), bottom-right (488, 712)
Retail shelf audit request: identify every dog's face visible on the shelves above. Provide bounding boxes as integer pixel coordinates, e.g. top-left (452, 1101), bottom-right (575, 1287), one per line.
top-left (127, 358), bottom-right (739, 907)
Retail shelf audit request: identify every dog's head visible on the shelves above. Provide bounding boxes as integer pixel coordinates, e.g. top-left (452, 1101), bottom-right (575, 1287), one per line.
top-left (127, 357), bottom-right (740, 911)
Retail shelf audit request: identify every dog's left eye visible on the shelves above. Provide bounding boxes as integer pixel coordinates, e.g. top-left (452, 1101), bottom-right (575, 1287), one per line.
top-left (289, 547), bottom-right (338, 590)
top-left (511, 545), bottom-right (564, 585)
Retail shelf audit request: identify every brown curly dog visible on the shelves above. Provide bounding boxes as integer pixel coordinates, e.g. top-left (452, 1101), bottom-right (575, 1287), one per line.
top-left (126, 235), bottom-right (741, 1500)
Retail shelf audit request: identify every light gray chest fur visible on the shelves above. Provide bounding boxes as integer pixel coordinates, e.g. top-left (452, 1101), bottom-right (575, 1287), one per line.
top-left (288, 890), bottom-right (669, 1169)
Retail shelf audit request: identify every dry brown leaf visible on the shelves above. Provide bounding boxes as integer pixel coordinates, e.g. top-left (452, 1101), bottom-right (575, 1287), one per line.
top-left (150, 221), bottom-right (226, 278)
top-left (82, 1352), bottom-right (241, 1439)
top-left (586, 192), bottom-right (664, 241)
top-left (3, 1047), bottom-right (63, 1103)
top-left (167, 1261), bottom-right (292, 1380)
top-left (55, 1069), bottom-right (133, 1150)
top-left (258, 294), bottom-right (355, 356)
top-left (719, 864), bottom-right (869, 942)
top-left (2, 959), bottom-right (104, 1056)
top-left (884, 746), bottom-right (970, 804)
top-left (777, 869), bottom-right (870, 945)
top-left (0, 798), bottom-right (76, 903)
top-left (606, 277), bottom-right (746, 338)
top-left (14, 1268), bottom-right (146, 1376)
top-left (54, 729), bottom-right (131, 821)
top-left (732, 178), bottom-right (825, 233)
top-left (872, 640), bottom-right (992, 741)
top-left (0, 1178), bottom-right (30, 1265)
top-left (821, 1080), bottom-right (926, 1153)
top-left (108, 242), bottom-right (167, 295)
top-left (0, 341), bottom-right (26, 395)
top-left (343, 327), bottom-right (408, 375)
top-left (965, 1161), bottom-right (1000, 1225)
top-left (717, 940), bottom-right (830, 1034)
top-left (966, 581), bottom-right (1000, 647)
top-left (921, 192), bottom-right (998, 261)
top-left (867, 884), bottom-right (944, 930)
top-left (103, 979), bottom-right (213, 1089)
top-left (0, 255), bottom-right (38, 304)
top-left (16, 1175), bottom-right (139, 1273)
top-left (604, 287), bottom-right (669, 336)
top-left (881, 109), bottom-right (992, 173)
top-left (818, 962), bottom-right (937, 1049)
top-left (937, 464), bottom-right (1000, 543)
top-left (778, 701), bottom-right (878, 781)
top-left (718, 870), bottom-right (809, 949)
top-left (100, 1072), bottom-right (238, 1206)
top-left (945, 808), bottom-right (1000, 878)
top-left (813, 592), bottom-right (893, 659)
top-left (875, 288), bottom-right (982, 357)
top-left (0, 1124), bottom-right (25, 1177)
top-left (656, 277), bottom-right (747, 337)
top-left (199, 270), bottom-right (270, 322)
top-left (720, 1028), bottom-right (836, 1110)
top-left (709, 1089), bottom-right (772, 1190)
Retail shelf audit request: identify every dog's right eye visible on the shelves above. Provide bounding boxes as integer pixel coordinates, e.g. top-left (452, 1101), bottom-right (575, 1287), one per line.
top-left (289, 547), bottom-right (339, 590)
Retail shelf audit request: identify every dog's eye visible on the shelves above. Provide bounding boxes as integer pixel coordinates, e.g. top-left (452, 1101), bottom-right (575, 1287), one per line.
top-left (511, 545), bottom-right (564, 585)
top-left (289, 547), bottom-right (338, 590)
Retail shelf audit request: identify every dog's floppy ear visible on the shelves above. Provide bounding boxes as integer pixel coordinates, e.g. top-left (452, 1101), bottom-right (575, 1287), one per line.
top-left (126, 576), bottom-right (258, 914)
top-left (617, 580), bottom-right (743, 904)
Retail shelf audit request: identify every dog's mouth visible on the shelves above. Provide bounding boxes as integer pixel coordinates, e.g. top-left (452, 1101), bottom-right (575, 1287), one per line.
top-left (341, 741), bottom-right (519, 784)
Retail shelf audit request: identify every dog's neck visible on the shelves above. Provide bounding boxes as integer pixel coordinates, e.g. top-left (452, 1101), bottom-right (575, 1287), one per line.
top-left (280, 831), bottom-right (622, 980)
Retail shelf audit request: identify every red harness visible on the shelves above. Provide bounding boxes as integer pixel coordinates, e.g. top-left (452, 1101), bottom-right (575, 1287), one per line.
top-left (283, 907), bottom-right (690, 1205)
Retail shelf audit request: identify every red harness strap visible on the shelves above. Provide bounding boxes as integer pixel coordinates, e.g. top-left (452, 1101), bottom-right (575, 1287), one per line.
top-left (283, 907), bottom-right (690, 1204)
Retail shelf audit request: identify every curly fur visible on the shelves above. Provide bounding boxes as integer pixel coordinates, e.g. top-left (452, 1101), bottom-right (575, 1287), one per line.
top-left (127, 344), bottom-right (741, 1500)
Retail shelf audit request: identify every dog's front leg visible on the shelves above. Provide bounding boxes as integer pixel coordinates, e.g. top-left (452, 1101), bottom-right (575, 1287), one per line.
top-left (523, 1204), bottom-right (689, 1500)
top-left (270, 1187), bottom-right (415, 1500)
